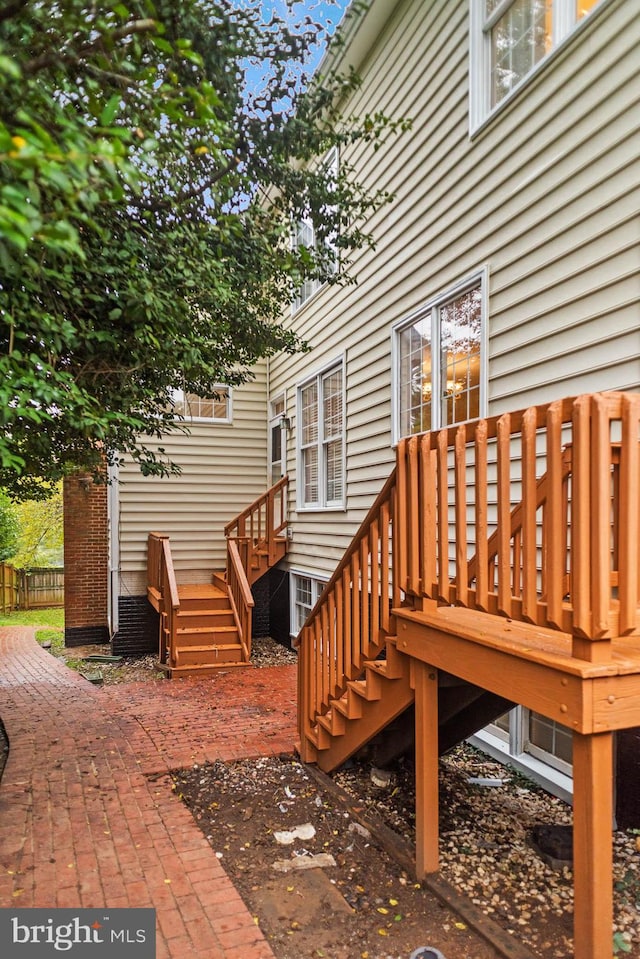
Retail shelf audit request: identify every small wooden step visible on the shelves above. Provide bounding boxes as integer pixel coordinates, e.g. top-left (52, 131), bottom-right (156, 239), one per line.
top-left (174, 644), bottom-right (243, 667)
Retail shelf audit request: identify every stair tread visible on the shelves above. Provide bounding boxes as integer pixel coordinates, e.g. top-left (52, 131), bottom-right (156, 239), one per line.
top-left (176, 624), bottom-right (238, 634)
top-left (178, 584), bottom-right (228, 601)
top-left (175, 643), bottom-right (242, 652)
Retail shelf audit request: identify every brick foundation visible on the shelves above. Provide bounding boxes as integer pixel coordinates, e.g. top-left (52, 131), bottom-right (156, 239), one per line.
top-left (63, 472), bottom-right (109, 648)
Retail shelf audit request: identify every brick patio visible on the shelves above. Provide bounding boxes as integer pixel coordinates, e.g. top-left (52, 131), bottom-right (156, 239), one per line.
top-left (0, 626), bottom-right (298, 958)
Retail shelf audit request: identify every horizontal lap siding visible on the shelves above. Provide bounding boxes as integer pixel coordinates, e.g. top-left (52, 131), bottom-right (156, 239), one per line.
top-left (273, 0), bottom-right (638, 581)
top-left (118, 365), bottom-right (268, 593)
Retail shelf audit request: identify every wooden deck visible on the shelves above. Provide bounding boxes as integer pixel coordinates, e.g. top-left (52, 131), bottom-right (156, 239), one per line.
top-left (297, 391), bottom-right (640, 959)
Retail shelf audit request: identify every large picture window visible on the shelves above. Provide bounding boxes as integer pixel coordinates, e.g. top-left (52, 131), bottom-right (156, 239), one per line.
top-left (394, 274), bottom-right (485, 440)
top-left (298, 360), bottom-right (344, 509)
top-left (470, 0), bottom-right (601, 129)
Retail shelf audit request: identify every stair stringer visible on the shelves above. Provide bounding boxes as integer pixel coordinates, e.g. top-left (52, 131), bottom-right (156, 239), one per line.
top-left (310, 639), bottom-right (415, 773)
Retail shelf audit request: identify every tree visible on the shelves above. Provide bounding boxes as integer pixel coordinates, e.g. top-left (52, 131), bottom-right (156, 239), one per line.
top-left (8, 485), bottom-right (64, 568)
top-left (0, 0), bottom-right (403, 499)
top-left (0, 490), bottom-right (18, 561)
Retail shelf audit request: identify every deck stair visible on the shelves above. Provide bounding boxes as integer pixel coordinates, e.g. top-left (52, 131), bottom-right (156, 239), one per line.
top-left (147, 477), bottom-right (288, 676)
top-left (297, 392), bottom-right (640, 959)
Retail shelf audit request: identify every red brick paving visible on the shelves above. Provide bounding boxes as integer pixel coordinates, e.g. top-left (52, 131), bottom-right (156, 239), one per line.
top-left (0, 626), bottom-right (297, 958)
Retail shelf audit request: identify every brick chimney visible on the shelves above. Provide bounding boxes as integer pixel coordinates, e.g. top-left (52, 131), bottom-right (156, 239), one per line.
top-left (63, 471), bottom-right (110, 647)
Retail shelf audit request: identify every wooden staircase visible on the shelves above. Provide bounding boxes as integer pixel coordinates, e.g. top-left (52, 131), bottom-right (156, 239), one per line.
top-left (297, 392), bottom-right (640, 959)
top-left (147, 477), bottom-right (288, 677)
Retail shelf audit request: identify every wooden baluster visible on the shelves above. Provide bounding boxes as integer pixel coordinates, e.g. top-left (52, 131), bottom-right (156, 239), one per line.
top-left (454, 425), bottom-right (468, 608)
top-left (320, 603), bottom-right (329, 711)
top-left (360, 536), bottom-right (370, 659)
top-left (267, 489), bottom-right (276, 565)
top-left (436, 430), bottom-right (451, 604)
top-left (342, 566), bottom-right (353, 680)
top-left (380, 500), bottom-right (390, 633)
top-left (396, 439), bottom-right (408, 595)
top-left (496, 413), bottom-right (512, 617)
top-left (572, 395), bottom-right (592, 641)
top-left (407, 436), bottom-right (421, 596)
top-left (513, 529), bottom-right (522, 598)
top-left (352, 552), bottom-right (361, 671)
top-left (313, 618), bottom-right (322, 724)
top-left (370, 518), bottom-right (380, 650)
top-left (474, 420), bottom-right (489, 612)
top-left (421, 437), bottom-right (438, 600)
top-left (335, 578), bottom-right (344, 695)
top-left (618, 393), bottom-right (640, 634)
top-left (591, 395), bottom-right (613, 640)
top-left (328, 590), bottom-right (337, 701)
top-left (545, 402), bottom-right (565, 629)
top-left (390, 484), bottom-right (402, 611)
top-left (521, 408), bottom-right (539, 624)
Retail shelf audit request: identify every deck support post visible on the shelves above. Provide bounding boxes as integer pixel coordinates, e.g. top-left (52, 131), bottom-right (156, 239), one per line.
top-left (572, 730), bottom-right (614, 959)
top-left (414, 661), bottom-right (439, 878)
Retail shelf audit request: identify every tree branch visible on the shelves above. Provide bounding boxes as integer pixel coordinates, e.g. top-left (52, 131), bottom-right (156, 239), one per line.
top-left (23, 19), bottom-right (158, 76)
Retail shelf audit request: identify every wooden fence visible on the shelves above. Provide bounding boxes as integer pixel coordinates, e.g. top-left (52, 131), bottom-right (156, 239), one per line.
top-left (0, 564), bottom-right (64, 612)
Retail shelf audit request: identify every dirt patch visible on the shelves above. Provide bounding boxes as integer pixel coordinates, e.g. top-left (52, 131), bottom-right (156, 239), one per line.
top-left (173, 748), bottom-right (640, 959)
top-left (172, 754), bottom-right (504, 959)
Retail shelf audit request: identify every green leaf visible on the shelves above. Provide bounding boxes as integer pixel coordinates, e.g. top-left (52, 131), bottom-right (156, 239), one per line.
top-left (100, 94), bottom-right (122, 127)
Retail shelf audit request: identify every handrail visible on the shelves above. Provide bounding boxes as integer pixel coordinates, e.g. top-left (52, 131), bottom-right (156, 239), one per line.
top-left (224, 475), bottom-right (288, 540)
top-left (227, 538), bottom-right (255, 660)
top-left (148, 532), bottom-right (180, 667)
top-left (224, 476), bottom-right (288, 580)
top-left (297, 468), bottom-right (399, 754)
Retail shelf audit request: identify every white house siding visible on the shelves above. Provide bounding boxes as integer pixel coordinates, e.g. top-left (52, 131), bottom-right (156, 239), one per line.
top-left (269, 0), bottom-right (639, 585)
top-left (117, 364), bottom-right (268, 595)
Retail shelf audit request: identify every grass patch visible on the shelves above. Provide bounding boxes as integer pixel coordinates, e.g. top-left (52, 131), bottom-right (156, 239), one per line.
top-left (35, 627), bottom-right (64, 651)
top-left (0, 607), bottom-right (64, 629)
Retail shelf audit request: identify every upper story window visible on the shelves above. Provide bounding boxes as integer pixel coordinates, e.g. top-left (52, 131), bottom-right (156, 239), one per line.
top-left (470, 0), bottom-right (601, 129)
top-left (292, 147), bottom-right (339, 312)
top-left (173, 387), bottom-right (231, 423)
top-left (394, 272), bottom-right (486, 441)
top-left (298, 359), bottom-right (345, 509)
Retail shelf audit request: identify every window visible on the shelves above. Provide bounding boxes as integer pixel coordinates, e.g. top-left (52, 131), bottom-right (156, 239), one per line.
top-left (172, 387), bottom-right (231, 423)
top-left (269, 395), bottom-right (286, 485)
top-left (292, 147), bottom-right (339, 311)
top-left (394, 274), bottom-right (485, 440)
top-left (290, 573), bottom-right (327, 638)
top-left (470, 0), bottom-right (602, 129)
top-left (298, 360), bottom-right (345, 509)
top-left (474, 706), bottom-right (573, 800)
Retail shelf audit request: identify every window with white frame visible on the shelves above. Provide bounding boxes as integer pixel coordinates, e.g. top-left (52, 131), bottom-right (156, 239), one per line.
top-left (292, 147), bottom-right (339, 311)
top-left (298, 360), bottom-right (345, 509)
top-left (172, 387), bottom-right (231, 423)
top-left (470, 0), bottom-right (602, 128)
top-left (475, 706), bottom-right (573, 799)
top-left (291, 573), bottom-right (327, 638)
top-left (394, 274), bottom-right (485, 440)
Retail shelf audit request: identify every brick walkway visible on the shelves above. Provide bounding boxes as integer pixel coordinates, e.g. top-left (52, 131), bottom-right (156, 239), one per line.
top-left (0, 627), bottom-right (298, 958)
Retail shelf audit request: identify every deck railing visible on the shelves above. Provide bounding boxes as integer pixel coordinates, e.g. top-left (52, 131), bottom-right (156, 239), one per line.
top-left (396, 391), bottom-right (640, 657)
top-left (298, 391), bottom-right (640, 746)
top-left (297, 470), bottom-right (400, 744)
top-left (224, 475), bottom-right (288, 567)
top-left (147, 532), bottom-right (180, 666)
